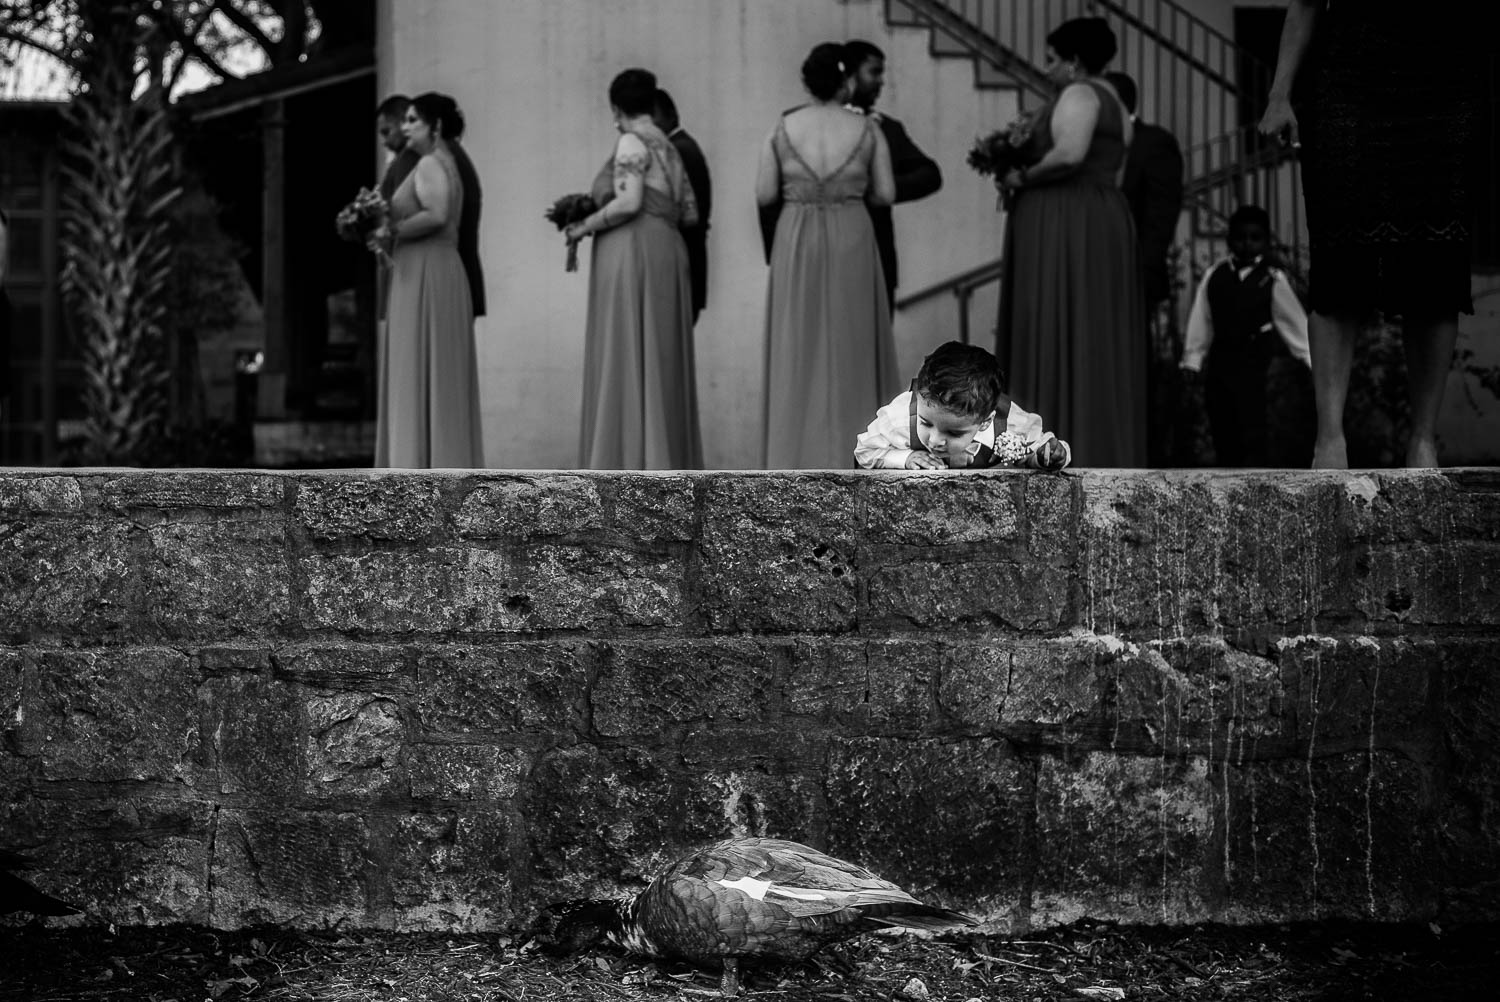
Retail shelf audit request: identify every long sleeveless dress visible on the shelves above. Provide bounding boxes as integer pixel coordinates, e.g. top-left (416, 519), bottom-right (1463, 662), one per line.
top-left (996, 79), bottom-right (1145, 468)
top-left (1295, 0), bottom-right (1481, 317)
top-left (579, 127), bottom-right (702, 470)
top-left (764, 116), bottom-right (898, 469)
top-left (377, 149), bottom-right (484, 468)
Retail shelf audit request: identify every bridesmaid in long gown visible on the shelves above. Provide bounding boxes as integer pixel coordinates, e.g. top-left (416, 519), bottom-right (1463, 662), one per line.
top-left (377, 92), bottom-right (484, 468)
top-left (756, 42), bottom-right (897, 470)
top-left (566, 68), bottom-right (701, 470)
top-left (996, 18), bottom-right (1144, 468)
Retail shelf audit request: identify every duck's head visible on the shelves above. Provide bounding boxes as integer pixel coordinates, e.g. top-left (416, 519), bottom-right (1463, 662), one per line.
top-left (527, 898), bottom-right (627, 956)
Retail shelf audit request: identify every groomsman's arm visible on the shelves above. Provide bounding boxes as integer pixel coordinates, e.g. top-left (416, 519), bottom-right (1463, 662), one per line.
top-left (880, 117), bottom-right (942, 204)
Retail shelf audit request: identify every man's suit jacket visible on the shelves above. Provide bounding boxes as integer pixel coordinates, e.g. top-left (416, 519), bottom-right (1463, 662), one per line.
top-left (1120, 120), bottom-right (1184, 307)
top-left (669, 127), bottom-right (712, 320)
top-left (758, 110), bottom-right (942, 309)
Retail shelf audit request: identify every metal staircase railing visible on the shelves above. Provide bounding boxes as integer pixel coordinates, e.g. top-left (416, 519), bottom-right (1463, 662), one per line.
top-left (887, 0), bottom-right (1305, 332)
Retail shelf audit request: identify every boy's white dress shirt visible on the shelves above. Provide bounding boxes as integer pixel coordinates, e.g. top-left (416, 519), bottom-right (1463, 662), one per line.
top-left (854, 390), bottom-right (1071, 469)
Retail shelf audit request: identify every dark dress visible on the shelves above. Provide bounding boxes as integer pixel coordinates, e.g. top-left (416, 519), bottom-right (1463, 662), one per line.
top-left (1294, 1), bottom-right (1482, 317)
top-left (996, 78), bottom-right (1145, 468)
top-left (578, 127), bottom-right (702, 470)
top-left (763, 116), bottom-right (898, 469)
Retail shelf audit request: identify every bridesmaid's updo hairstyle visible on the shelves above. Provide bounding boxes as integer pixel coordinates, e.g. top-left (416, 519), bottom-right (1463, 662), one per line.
top-left (1046, 17), bottom-right (1118, 75)
top-left (609, 68), bottom-right (659, 117)
top-left (801, 42), bottom-right (849, 101)
top-left (410, 92), bottom-right (465, 140)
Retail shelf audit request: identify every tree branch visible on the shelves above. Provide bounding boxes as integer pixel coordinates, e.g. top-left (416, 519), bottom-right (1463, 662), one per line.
top-left (214, 1), bottom-right (277, 61)
top-left (0, 23), bottom-right (69, 63)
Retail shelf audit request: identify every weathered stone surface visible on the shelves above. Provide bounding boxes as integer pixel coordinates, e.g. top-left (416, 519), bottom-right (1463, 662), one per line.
top-left (592, 640), bottom-right (779, 737)
top-left (408, 744), bottom-right (527, 801)
top-left (140, 519), bottom-right (291, 638)
top-left (275, 643), bottom-right (412, 687)
top-left (1435, 640), bottom-right (1500, 916)
top-left (197, 674), bottom-right (304, 795)
top-left (1023, 473), bottom-right (1077, 563)
top-left (826, 737), bottom-right (1029, 900)
top-left (865, 558), bottom-right (1070, 631)
top-left (32, 648), bottom-right (199, 783)
top-left (696, 476), bottom-right (858, 632)
top-left (1219, 753), bottom-right (1438, 921)
top-left (1032, 753), bottom-right (1214, 927)
top-left (304, 693), bottom-right (405, 797)
top-left (860, 477), bottom-right (1024, 546)
top-left (210, 808), bottom-right (369, 928)
top-left (1275, 636), bottom-right (1434, 749)
top-left (0, 475), bottom-right (85, 513)
top-left (302, 548), bottom-right (464, 633)
top-left (1360, 542), bottom-right (1500, 627)
top-left (99, 471), bottom-right (284, 511)
top-left (414, 644), bottom-right (586, 736)
top-left (612, 476), bottom-right (696, 541)
top-left (783, 640), bottom-right (935, 733)
top-left (295, 476), bottom-right (443, 541)
top-left (390, 811), bottom-right (512, 931)
top-left (0, 517), bottom-right (140, 639)
top-left (456, 476), bottom-right (604, 538)
top-left (492, 545), bottom-right (684, 630)
top-left (0, 796), bottom-right (214, 925)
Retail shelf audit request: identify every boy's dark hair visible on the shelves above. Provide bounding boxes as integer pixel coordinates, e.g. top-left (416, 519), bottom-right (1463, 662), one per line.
top-left (1228, 204), bottom-right (1271, 233)
top-left (376, 94), bottom-right (410, 119)
top-left (915, 341), bottom-right (1007, 419)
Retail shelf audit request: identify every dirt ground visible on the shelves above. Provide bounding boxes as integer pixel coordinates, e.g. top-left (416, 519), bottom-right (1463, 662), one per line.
top-left (1, 919), bottom-right (1495, 1002)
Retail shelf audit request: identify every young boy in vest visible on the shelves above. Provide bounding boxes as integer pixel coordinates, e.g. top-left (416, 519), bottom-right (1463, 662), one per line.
top-left (855, 341), bottom-right (1070, 470)
top-left (1181, 205), bottom-right (1311, 466)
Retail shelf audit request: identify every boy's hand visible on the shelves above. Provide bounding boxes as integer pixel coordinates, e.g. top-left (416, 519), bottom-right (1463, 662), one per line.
top-left (904, 452), bottom-right (945, 470)
top-left (1035, 439), bottom-right (1067, 471)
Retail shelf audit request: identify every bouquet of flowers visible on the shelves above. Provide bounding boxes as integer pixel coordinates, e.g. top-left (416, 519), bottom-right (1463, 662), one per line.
top-left (335, 186), bottom-right (391, 264)
top-left (966, 112), bottom-right (1037, 178)
top-left (993, 430), bottom-right (1033, 466)
top-left (545, 193), bottom-right (598, 272)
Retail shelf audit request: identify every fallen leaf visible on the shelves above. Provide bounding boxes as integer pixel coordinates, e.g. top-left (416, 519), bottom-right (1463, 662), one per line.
top-left (1076, 987), bottom-right (1126, 1000)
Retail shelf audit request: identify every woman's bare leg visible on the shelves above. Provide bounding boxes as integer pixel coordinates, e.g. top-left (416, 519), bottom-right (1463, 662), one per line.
top-left (1309, 310), bottom-right (1358, 469)
top-left (1401, 313), bottom-right (1458, 468)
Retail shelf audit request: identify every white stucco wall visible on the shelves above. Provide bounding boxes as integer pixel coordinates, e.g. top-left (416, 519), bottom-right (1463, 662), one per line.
top-left (380, 0), bottom-right (1017, 469)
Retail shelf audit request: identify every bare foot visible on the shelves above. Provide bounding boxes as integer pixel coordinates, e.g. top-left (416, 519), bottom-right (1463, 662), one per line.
top-left (1405, 436), bottom-right (1440, 469)
top-left (1311, 436), bottom-right (1348, 470)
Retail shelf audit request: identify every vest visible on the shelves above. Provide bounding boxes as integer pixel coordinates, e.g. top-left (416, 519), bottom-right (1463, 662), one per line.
top-left (1204, 259), bottom-right (1281, 360)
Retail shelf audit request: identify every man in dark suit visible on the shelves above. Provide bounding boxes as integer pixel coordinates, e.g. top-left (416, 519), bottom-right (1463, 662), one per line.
top-left (654, 89), bottom-right (711, 324)
top-left (758, 41), bottom-right (943, 315)
top-left (1105, 72), bottom-right (1184, 309)
top-left (1105, 72), bottom-right (1185, 466)
top-left (375, 93), bottom-right (485, 320)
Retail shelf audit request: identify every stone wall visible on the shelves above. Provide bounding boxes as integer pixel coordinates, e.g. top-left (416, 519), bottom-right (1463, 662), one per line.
top-left (2, 469), bottom-right (1497, 932)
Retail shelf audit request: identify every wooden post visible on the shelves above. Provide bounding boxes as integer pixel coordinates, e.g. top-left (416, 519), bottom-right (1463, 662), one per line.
top-left (258, 98), bottom-right (289, 418)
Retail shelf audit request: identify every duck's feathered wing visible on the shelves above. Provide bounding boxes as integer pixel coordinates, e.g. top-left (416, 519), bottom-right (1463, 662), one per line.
top-left (632, 837), bottom-right (975, 963)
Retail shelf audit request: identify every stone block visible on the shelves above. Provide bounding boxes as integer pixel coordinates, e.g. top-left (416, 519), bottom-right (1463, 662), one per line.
top-left (860, 477), bottom-right (1023, 546)
top-left (865, 558), bottom-right (1070, 631)
top-left (1032, 752), bottom-right (1214, 927)
top-left (197, 646), bottom-right (272, 673)
top-left (1435, 640), bottom-right (1500, 912)
top-left (1365, 471), bottom-right (1500, 545)
top-left (476, 545), bottom-right (684, 631)
top-left (0, 517), bottom-right (140, 640)
top-left (1360, 543), bottom-right (1500, 627)
top-left (275, 643), bottom-right (412, 688)
top-left (1275, 636), bottom-right (1434, 749)
top-left (305, 692), bottom-right (405, 797)
top-left (613, 475), bottom-right (697, 541)
top-left (0, 475), bottom-right (84, 514)
top-left (1218, 753), bottom-right (1438, 921)
top-left (456, 476), bottom-right (604, 539)
top-left (1023, 473), bottom-right (1078, 563)
top-left (390, 811), bottom-right (513, 931)
top-left (414, 644), bottom-right (587, 736)
top-left (408, 744), bottom-right (527, 801)
top-left (295, 476), bottom-right (443, 541)
top-left (1, 796), bottom-right (214, 926)
top-left (782, 640), bottom-right (937, 733)
top-left (301, 548), bottom-right (463, 633)
top-left (210, 808), bottom-right (369, 928)
top-left (197, 674), bottom-right (304, 796)
top-left (826, 737), bottom-right (1030, 901)
top-left (32, 648), bottom-right (199, 784)
top-left (592, 640), bottom-right (779, 737)
top-left (696, 476), bottom-right (858, 632)
top-left (99, 471), bottom-right (284, 511)
top-left (140, 519), bottom-right (291, 639)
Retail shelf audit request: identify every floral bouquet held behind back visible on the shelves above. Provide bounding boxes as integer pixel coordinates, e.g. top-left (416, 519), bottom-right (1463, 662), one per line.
top-left (967, 111), bottom-right (1038, 210)
top-left (545, 193), bottom-right (599, 272)
top-left (335, 186), bottom-right (392, 265)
